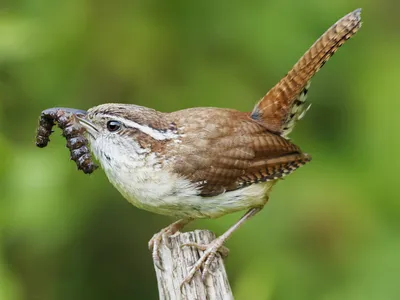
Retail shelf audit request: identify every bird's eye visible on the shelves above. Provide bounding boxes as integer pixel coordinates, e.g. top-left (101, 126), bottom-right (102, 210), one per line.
top-left (107, 120), bottom-right (122, 132)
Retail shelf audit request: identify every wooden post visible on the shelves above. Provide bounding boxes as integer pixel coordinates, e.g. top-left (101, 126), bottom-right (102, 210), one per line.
top-left (153, 230), bottom-right (234, 300)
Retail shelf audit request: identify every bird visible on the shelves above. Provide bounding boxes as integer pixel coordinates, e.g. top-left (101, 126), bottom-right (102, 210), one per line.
top-left (71, 9), bottom-right (362, 285)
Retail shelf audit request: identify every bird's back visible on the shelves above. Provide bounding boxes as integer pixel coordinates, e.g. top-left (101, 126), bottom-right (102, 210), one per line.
top-left (167, 108), bottom-right (311, 197)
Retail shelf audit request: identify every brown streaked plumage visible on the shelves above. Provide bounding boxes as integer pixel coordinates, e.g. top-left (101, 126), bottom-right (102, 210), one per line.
top-left (84, 105), bottom-right (311, 197)
top-left (252, 9), bottom-right (361, 136)
top-left (166, 108), bottom-right (311, 196)
top-left (36, 9), bottom-right (362, 286)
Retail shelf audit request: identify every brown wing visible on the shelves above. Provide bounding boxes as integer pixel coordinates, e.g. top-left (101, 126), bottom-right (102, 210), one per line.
top-left (251, 9), bottom-right (361, 137)
top-left (168, 109), bottom-right (311, 196)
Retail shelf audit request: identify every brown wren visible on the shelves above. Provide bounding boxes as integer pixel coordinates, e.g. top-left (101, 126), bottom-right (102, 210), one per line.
top-left (69, 9), bottom-right (360, 284)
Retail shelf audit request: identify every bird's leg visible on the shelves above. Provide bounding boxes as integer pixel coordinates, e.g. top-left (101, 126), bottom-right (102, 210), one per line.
top-left (181, 207), bottom-right (262, 286)
top-left (149, 218), bottom-right (193, 270)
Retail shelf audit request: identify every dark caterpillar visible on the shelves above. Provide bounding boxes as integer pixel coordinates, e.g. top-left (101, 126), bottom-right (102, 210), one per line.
top-left (36, 107), bottom-right (98, 174)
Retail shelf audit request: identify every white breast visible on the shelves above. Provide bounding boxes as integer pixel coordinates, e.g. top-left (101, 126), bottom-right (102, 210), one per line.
top-left (90, 135), bottom-right (274, 219)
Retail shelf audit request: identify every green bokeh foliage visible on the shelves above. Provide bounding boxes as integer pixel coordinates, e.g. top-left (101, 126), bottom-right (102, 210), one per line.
top-left (1, 1), bottom-right (399, 299)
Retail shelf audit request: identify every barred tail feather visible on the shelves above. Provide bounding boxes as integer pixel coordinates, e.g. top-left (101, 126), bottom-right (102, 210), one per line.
top-left (252, 9), bottom-right (362, 137)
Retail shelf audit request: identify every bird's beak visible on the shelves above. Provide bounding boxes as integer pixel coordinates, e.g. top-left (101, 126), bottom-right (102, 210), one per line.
top-left (76, 114), bottom-right (99, 138)
top-left (70, 109), bottom-right (88, 117)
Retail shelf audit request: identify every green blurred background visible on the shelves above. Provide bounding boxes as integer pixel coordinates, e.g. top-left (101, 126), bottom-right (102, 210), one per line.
top-left (1, 1), bottom-right (399, 299)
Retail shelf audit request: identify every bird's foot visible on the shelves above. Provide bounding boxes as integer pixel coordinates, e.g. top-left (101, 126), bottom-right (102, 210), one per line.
top-left (149, 219), bottom-right (190, 270)
top-left (180, 235), bottom-right (230, 287)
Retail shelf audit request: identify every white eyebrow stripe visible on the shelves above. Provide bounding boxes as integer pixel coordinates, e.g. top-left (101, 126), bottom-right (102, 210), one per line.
top-left (103, 115), bottom-right (178, 140)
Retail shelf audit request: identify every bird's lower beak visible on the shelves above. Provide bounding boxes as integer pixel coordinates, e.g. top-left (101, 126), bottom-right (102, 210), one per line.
top-left (76, 115), bottom-right (99, 138)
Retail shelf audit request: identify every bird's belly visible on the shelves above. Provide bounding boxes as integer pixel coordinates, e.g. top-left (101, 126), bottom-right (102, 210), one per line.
top-left (116, 177), bottom-right (275, 218)
top-left (104, 162), bottom-right (275, 218)
top-left (159, 182), bottom-right (275, 219)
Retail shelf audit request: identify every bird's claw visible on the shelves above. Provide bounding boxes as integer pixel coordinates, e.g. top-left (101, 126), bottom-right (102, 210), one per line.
top-left (181, 242), bottom-right (229, 257)
top-left (180, 237), bottom-right (229, 288)
top-left (149, 219), bottom-right (190, 271)
top-left (149, 231), bottom-right (165, 270)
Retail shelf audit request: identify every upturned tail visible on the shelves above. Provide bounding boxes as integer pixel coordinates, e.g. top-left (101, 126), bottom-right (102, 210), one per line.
top-left (251, 9), bottom-right (362, 137)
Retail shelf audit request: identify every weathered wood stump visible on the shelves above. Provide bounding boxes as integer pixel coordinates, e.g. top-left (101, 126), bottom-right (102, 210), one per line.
top-left (154, 230), bottom-right (234, 300)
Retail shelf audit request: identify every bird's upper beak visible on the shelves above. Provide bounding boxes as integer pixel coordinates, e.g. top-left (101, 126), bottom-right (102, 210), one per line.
top-left (76, 114), bottom-right (99, 138)
top-left (68, 108), bottom-right (87, 116)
